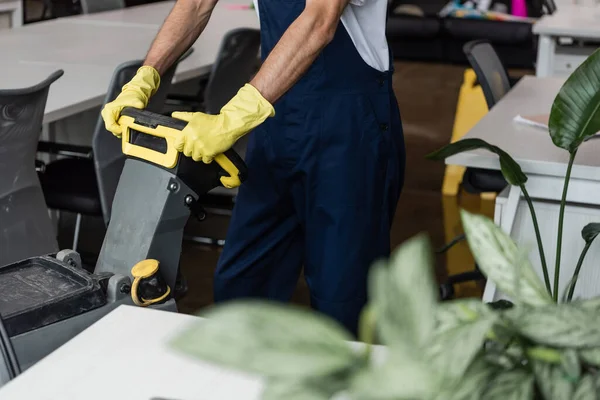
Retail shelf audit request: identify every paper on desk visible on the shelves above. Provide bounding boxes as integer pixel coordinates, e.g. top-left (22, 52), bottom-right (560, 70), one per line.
top-left (514, 114), bottom-right (600, 141)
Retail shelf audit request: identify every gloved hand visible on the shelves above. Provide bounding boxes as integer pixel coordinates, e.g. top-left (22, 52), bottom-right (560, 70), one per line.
top-left (100, 66), bottom-right (161, 137)
top-left (172, 83), bottom-right (275, 163)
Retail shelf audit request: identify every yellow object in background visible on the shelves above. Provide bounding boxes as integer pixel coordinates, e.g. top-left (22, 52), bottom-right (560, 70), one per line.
top-left (442, 69), bottom-right (495, 299)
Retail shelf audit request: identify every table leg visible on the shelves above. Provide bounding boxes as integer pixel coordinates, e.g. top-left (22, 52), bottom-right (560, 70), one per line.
top-left (536, 35), bottom-right (556, 78)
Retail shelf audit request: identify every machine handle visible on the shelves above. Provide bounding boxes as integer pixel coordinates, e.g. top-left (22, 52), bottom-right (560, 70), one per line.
top-left (118, 107), bottom-right (247, 188)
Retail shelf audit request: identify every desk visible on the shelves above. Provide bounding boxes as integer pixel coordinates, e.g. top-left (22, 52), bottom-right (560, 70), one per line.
top-left (534, 6), bottom-right (600, 77)
top-left (0, 305), bottom-right (386, 399)
top-left (446, 76), bottom-right (600, 301)
top-left (0, 0), bottom-right (259, 123)
top-left (0, 306), bottom-right (266, 400)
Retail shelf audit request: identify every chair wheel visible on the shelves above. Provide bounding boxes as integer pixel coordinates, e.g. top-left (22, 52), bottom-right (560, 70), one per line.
top-left (439, 283), bottom-right (455, 301)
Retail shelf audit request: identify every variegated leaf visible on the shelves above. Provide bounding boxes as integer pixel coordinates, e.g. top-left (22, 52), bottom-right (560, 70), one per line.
top-left (170, 301), bottom-right (360, 379)
top-left (532, 360), bottom-right (574, 400)
top-left (368, 233), bottom-right (437, 347)
top-left (262, 377), bottom-right (344, 400)
top-left (483, 369), bottom-right (534, 400)
top-left (347, 348), bottom-right (435, 400)
top-left (508, 304), bottom-right (600, 348)
top-left (581, 348), bottom-right (600, 366)
top-left (460, 210), bottom-right (552, 306)
top-left (440, 356), bottom-right (497, 400)
top-left (428, 300), bottom-right (497, 379)
top-left (561, 349), bottom-right (582, 381)
top-left (573, 375), bottom-right (597, 400)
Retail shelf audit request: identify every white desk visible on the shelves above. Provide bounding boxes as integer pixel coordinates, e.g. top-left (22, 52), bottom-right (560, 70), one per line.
top-left (0, 306), bottom-right (266, 400)
top-left (0, 0), bottom-right (259, 123)
top-left (533, 6), bottom-right (600, 77)
top-left (0, 305), bottom-right (386, 399)
top-left (446, 76), bottom-right (600, 301)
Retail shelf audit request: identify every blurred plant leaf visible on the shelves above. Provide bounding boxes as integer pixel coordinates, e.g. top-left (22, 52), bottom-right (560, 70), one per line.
top-left (573, 374), bottom-right (596, 400)
top-left (460, 210), bottom-right (552, 306)
top-left (170, 301), bottom-right (361, 379)
top-left (532, 360), bottom-right (574, 400)
top-left (428, 300), bottom-right (498, 378)
top-left (580, 348), bottom-right (600, 366)
top-left (347, 348), bottom-right (435, 400)
top-left (582, 223), bottom-right (600, 243)
top-left (561, 349), bottom-right (582, 381)
top-left (261, 377), bottom-right (345, 400)
top-left (368, 233), bottom-right (437, 348)
top-left (508, 304), bottom-right (600, 348)
top-left (426, 138), bottom-right (527, 185)
top-left (483, 369), bottom-right (534, 399)
top-left (439, 357), bottom-right (497, 400)
top-left (548, 48), bottom-right (600, 153)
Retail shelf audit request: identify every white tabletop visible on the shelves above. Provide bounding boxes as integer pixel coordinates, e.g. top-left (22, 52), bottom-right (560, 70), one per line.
top-left (1, 0), bottom-right (259, 123)
top-left (446, 76), bottom-right (600, 181)
top-left (0, 306), bottom-right (266, 400)
top-left (533, 5), bottom-right (600, 37)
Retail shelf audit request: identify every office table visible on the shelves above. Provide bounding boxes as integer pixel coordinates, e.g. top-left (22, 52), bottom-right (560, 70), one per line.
top-left (0, 0), bottom-right (259, 124)
top-left (0, 306), bottom-right (266, 400)
top-left (0, 305), bottom-right (385, 399)
top-left (534, 6), bottom-right (600, 77)
top-left (446, 76), bottom-right (600, 302)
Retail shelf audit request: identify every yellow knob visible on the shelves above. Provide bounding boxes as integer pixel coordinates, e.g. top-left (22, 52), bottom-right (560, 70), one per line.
top-left (131, 259), bottom-right (159, 279)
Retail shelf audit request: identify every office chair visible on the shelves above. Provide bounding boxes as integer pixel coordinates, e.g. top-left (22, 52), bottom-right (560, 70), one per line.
top-left (166, 28), bottom-right (262, 246)
top-left (37, 50), bottom-right (192, 251)
top-left (439, 40), bottom-right (517, 300)
top-left (0, 70), bottom-right (63, 267)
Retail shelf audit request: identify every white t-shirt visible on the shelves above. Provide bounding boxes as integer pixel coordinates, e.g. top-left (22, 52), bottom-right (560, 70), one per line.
top-left (251, 0), bottom-right (390, 72)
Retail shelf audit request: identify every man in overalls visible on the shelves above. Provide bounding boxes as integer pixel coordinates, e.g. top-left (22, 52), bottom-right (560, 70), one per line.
top-left (101, 0), bottom-right (405, 335)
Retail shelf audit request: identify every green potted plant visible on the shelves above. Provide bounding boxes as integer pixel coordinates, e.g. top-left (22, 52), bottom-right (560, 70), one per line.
top-left (166, 49), bottom-right (600, 399)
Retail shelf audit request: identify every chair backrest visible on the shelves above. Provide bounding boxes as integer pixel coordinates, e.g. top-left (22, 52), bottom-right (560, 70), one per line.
top-left (463, 40), bottom-right (512, 110)
top-left (93, 50), bottom-right (192, 226)
top-left (0, 315), bottom-right (19, 388)
top-left (0, 70), bottom-right (63, 267)
top-left (204, 28), bottom-right (262, 114)
top-left (80, 0), bottom-right (124, 14)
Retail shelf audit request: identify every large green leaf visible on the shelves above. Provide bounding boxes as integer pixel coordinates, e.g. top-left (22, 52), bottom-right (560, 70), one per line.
top-left (532, 360), bottom-right (574, 400)
top-left (508, 304), bottom-right (600, 348)
top-left (549, 48), bottom-right (600, 153)
top-left (368, 233), bottom-right (438, 347)
top-left (426, 138), bottom-right (527, 185)
top-left (460, 210), bottom-right (552, 306)
top-left (483, 369), bottom-right (534, 400)
top-left (169, 301), bottom-right (361, 379)
top-left (440, 357), bottom-right (498, 400)
top-left (428, 300), bottom-right (498, 379)
top-left (561, 349), bottom-right (582, 381)
top-left (582, 223), bottom-right (600, 243)
top-left (580, 348), bottom-right (600, 367)
top-left (261, 377), bottom-right (345, 400)
top-left (347, 348), bottom-right (435, 400)
top-left (573, 374), bottom-right (597, 400)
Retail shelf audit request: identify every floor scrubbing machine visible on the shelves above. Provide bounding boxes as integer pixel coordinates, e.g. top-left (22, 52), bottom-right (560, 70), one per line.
top-left (0, 108), bottom-right (247, 370)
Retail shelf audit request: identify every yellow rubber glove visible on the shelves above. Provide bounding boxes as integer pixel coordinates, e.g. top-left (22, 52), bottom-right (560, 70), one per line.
top-left (173, 83), bottom-right (275, 163)
top-left (100, 66), bottom-right (161, 137)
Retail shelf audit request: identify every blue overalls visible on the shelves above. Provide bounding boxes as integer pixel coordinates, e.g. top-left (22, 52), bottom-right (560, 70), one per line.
top-left (213, 0), bottom-right (406, 335)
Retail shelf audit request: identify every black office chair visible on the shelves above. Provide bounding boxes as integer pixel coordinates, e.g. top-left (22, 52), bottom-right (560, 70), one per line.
top-left (439, 40), bottom-right (518, 300)
top-left (79, 0), bottom-right (124, 14)
top-left (166, 28), bottom-right (262, 246)
top-left (37, 50), bottom-right (192, 251)
top-left (0, 70), bottom-right (63, 267)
